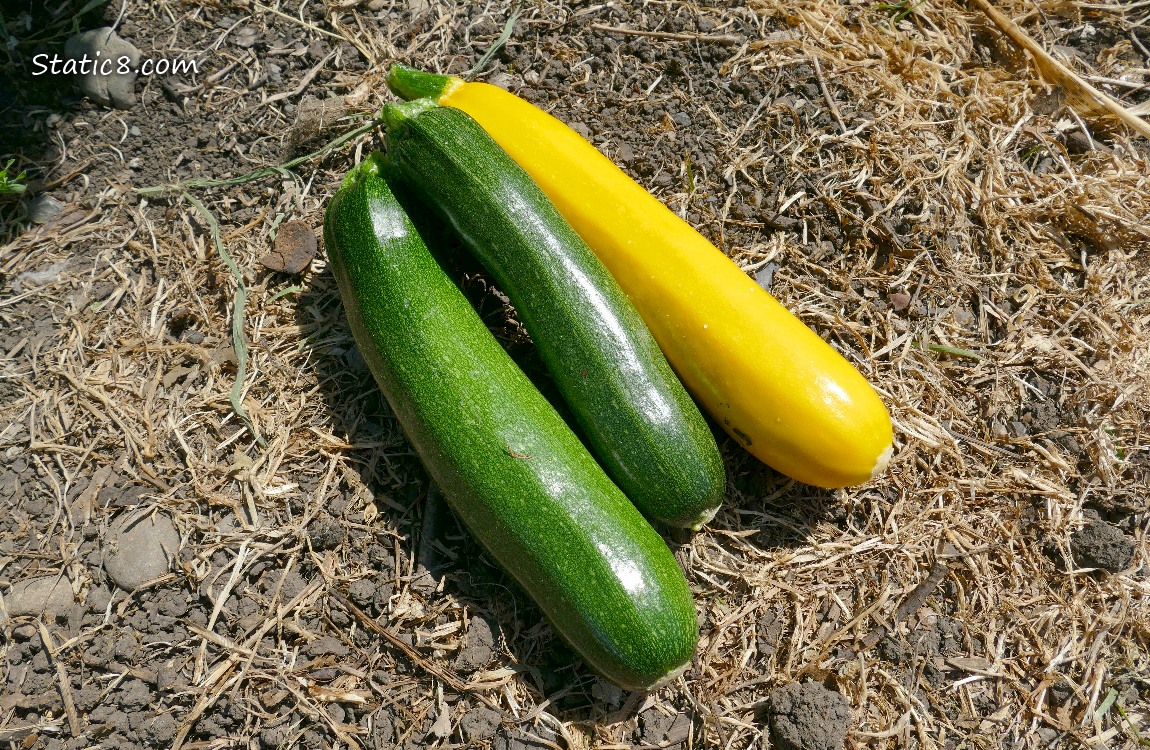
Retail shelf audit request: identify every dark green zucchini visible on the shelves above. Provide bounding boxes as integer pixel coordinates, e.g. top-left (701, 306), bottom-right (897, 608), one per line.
top-left (323, 152), bottom-right (697, 690)
top-left (380, 100), bottom-right (725, 529)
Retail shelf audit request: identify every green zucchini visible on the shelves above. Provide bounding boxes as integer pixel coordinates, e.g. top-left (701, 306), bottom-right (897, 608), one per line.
top-left (324, 152), bottom-right (697, 690)
top-left (380, 100), bottom-right (725, 530)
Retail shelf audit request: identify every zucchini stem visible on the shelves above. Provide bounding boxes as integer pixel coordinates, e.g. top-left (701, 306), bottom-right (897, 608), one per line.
top-left (386, 64), bottom-right (459, 102)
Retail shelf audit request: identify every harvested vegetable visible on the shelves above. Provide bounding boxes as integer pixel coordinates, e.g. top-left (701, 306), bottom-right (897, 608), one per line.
top-left (324, 153), bottom-right (698, 690)
top-left (388, 65), bottom-right (894, 488)
top-left (381, 99), bottom-right (725, 528)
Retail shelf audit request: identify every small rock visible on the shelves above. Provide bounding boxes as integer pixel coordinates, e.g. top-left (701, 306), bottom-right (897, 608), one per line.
top-left (234, 26), bottom-right (259, 48)
top-left (460, 707), bottom-right (501, 742)
top-left (12, 622), bottom-right (39, 641)
top-left (306, 635), bottom-right (349, 658)
top-left (0, 576), bottom-right (75, 625)
top-left (261, 221), bottom-right (316, 274)
top-left (590, 678), bottom-right (623, 705)
top-left (665, 713), bottom-right (693, 744)
top-left (27, 195), bottom-right (65, 224)
top-left (64, 27), bottom-right (141, 109)
top-left (103, 510), bottom-right (180, 590)
top-left (429, 701), bottom-right (453, 738)
top-left (1071, 520), bottom-right (1134, 573)
top-left (889, 291), bottom-right (911, 311)
top-left (671, 111), bottom-right (692, 127)
top-left (765, 681), bottom-right (852, 750)
top-left (407, 0), bottom-right (433, 18)
top-left (755, 262), bottom-right (781, 292)
top-left (487, 72), bottom-right (515, 91)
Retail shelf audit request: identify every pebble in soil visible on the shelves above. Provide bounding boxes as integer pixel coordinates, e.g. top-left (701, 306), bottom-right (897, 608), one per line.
top-left (26, 194), bottom-right (66, 224)
top-left (63, 27), bottom-right (141, 109)
top-left (0, 575), bottom-right (76, 626)
top-left (763, 681), bottom-right (852, 750)
top-left (102, 510), bottom-right (180, 590)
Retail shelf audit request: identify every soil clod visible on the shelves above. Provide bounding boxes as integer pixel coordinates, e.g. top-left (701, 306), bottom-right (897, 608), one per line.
top-left (454, 615), bottom-right (496, 672)
top-left (460, 706), bottom-right (502, 742)
top-left (262, 220), bottom-right (317, 274)
top-left (1070, 519), bottom-right (1135, 572)
top-left (764, 681), bottom-right (852, 750)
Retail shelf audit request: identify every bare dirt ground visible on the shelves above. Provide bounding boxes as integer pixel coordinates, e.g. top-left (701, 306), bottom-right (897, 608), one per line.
top-left (1, 1), bottom-right (1148, 749)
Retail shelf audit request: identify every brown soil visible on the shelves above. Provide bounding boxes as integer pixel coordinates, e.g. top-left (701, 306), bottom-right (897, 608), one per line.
top-left (1, 1), bottom-right (1148, 749)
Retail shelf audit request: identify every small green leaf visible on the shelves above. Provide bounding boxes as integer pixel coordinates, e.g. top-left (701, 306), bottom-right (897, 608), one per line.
top-left (0, 159), bottom-right (28, 195)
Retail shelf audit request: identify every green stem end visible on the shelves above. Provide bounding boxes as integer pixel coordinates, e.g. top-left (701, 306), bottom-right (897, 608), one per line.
top-left (387, 64), bottom-right (458, 102)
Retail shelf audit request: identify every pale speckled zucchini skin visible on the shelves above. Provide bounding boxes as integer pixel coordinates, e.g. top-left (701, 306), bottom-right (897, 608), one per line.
top-left (323, 153), bottom-right (697, 690)
top-left (379, 101), bottom-right (725, 530)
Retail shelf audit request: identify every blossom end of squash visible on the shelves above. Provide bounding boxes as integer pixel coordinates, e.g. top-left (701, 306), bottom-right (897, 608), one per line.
top-left (869, 443), bottom-right (894, 481)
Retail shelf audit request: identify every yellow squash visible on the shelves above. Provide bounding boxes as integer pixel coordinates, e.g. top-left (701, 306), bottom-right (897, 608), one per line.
top-left (388, 65), bottom-right (893, 488)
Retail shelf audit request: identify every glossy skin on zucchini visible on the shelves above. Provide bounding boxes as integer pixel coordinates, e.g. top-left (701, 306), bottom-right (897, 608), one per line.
top-left (380, 100), bottom-right (725, 529)
top-left (388, 65), bottom-right (894, 489)
top-left (323, 153), bottom-right (697, 690)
